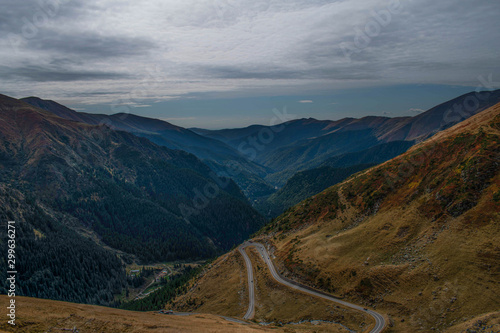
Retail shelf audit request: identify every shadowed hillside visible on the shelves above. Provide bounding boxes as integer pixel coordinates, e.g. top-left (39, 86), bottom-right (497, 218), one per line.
top-left (21, 97), bottom-right (275, 201)
top-left (195, 90), bottom-right (500, 186)
top-left (0, 94), bottom-right (265, 305)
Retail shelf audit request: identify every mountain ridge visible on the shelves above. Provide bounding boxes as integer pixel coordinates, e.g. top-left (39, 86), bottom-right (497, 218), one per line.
top-left (193, 90), bottom-right (500, 185)
top-left (0, 93), bottom-right (266, 305)
top-left (21, 96), bottom-right (275, 200)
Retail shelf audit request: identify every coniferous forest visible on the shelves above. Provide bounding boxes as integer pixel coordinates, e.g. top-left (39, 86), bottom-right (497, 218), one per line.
top-left (0, 96), bottom-right (265, 305)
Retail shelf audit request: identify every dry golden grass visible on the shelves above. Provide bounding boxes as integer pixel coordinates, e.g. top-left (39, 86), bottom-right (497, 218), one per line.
top-left (170, 249), bottom-right (249, 318)
top-left (443, 311), bottom-right (500, 332)
top-left (169, 103), bottom-right (500, 332)
top-left (253, 103), bottom-right (500, 332)
top-left (246, 247), bottom-right (369, 332)
top-left (263, 175), bottom-right (500, 331)
top-left (0, 295), bottom-right (289, 333)
top-left (171, 247), bottom-right (376, 332)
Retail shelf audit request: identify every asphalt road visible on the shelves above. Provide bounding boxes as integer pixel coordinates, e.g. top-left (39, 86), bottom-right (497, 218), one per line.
top-left (239, 241), bottom-right (386, 333)
top-left (238, 245), bottom-right (255, 320)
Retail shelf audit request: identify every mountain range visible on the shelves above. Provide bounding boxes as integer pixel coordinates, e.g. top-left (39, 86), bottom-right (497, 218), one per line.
top-left (194, 90), bottom-right (500, 185)
top-left (1, 89), bottom-right (498, 332)
top-left (22, 90), bottom-right (500, 218)
top-left (1, 89), bottom-right (499, 311)
top-left (0, 94), bottom-right (265, 304)
top-left (21, 97), bottom-right (275, 201)
top-left (170, 100), bottom-right (500, 332)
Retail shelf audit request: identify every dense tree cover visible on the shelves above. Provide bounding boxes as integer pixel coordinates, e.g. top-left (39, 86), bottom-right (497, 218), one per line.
top-left (44, 135), bottom-right (265, 262)
top-left (0, 187), bottom-right (126, 306)
top-left (51, 159), bottom-right (262, 261)
top-left (121, 265), bottom-right (203, 311)
top-left (320, 141), bottom-right (414, 169)
top-left (202, 159), bottom-right (276, 201)
top-left (0, 96), bottom-right (265, 307)
top-left (0, 98), bottom-right (265, 263)
top-left (257, 164), bottom-right (374, 218)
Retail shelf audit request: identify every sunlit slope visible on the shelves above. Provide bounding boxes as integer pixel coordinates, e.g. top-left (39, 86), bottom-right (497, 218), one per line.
top-left (258, 102), bottom-right (500, 331)
top-left (174, 103), bottom-right (500, 332)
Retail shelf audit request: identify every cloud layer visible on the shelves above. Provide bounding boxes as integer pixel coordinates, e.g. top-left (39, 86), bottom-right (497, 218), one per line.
top-left (0, 0), bottom-right (499, 106)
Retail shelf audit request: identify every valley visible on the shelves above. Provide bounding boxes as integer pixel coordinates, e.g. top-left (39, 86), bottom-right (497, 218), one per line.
top-left (0, 94), bottom-right (264, 306)
top-left (0, 93), bottom-right (499, 332)
top-left (21, 90), bottom-right (500, 219)
top-left (1, 1), bottom-right (499, 331)
top-left (168, 102), bottom-right (500, 332)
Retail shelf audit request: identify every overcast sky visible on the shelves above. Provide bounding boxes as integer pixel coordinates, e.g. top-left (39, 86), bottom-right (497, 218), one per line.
top-left (0, 0), bottom-right (499, 128)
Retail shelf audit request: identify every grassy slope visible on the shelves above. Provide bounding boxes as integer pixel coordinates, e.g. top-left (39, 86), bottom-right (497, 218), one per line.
top-left (169, 249), bottom-right (249, 317)
top-left (246, 247), bottom-right (367, 332)
top-left (258, 102), bottom-right (500, 332)
top-left (170, 248), bottom-right (367, 332)
top-left (0, 296), bottom-right (275, 333)
top-left (171, 103), bottom-right (500, 333)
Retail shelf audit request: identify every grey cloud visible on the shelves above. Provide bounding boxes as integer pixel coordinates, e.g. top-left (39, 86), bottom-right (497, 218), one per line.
top-left (0, 0), bottom-right (499, 103)
top-left (0, 65), bottom-right (128, 82)
top-left (200, 63), bottom-right (380, 81)
top-left (388, 61), bottom-right (454, 71)
top-left (0, 0), bottom-right (88, 34)
top-left (29, 31), bottom-right (157, 58)
top-left (0, 0), bottom-right (155, 62)
top-left (63, 91), bottom-right (126, 97)
top-left (200, 66), bottom-right (302, 80)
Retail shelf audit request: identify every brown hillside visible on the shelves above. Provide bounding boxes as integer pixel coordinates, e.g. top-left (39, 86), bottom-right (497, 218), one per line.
top-left (257, 102), bottom-right (500, 332)
top-left (0, 295), bottom-right (277, 333)
top-left (170, 250), bottom-right (250, 317)
top-left (171, 249), bottom-right (368, 332)
top-left (174, 102), bottom-right (500, 332)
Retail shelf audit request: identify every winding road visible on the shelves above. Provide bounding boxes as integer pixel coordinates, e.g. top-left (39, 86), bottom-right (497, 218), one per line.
top-left (238, 241), bottom-right (386, 333)
top-left (238, 245), bottom-right (255, 320)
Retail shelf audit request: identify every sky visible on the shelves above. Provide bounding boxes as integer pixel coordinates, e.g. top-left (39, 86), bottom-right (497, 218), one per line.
top-left (0, 0), bottom-right (499, 129)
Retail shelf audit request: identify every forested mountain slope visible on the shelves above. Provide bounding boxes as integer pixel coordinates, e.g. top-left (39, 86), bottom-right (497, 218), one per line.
top-left (21, 97), bottom-right (275, 201)
top-left (1, 94), bottom-right (266, 261)
top-left (0, 94), bottom-right (266, 304)
top-left (258, 164), bottom-right (374, 218)
top-left (195, 90), bottom-right (500, 186)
